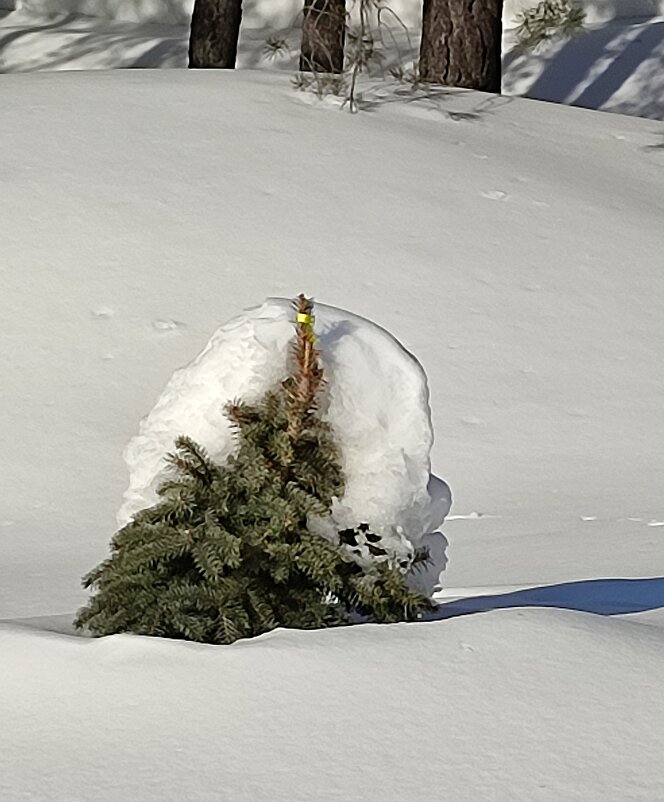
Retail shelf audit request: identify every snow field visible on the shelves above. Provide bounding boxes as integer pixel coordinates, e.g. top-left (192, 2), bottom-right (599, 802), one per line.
top-left (10, 0), bottom-right (664, 26)
top-left (2, 609), bottom-right (664, 801)
top-left (1, 68), bottom-right (663, 616)
top-left (0, 32), bottom-right (663, 802)
top-left (1, 1), bottom-right (663, 119)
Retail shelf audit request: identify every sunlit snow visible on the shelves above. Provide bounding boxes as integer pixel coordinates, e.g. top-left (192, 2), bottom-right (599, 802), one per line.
top-left (1, 3), bottom-right (663, 801)
top-left (1, 0), bottom-right (663, 119)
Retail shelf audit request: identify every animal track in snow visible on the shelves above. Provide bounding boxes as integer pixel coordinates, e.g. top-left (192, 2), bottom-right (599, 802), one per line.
top-left (91, 306), bottom-right (114, 319)
top-left (151, 318), bottom-right (186, 332)
top-left (481, 190), bottom-right (508, 201)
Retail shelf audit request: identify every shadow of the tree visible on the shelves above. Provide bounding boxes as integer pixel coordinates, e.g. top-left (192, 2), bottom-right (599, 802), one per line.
top-left (0, 10), bottom-right (187, 72)
top-left (645, 130), bottom-right (664, 150)
top-left (4, 577), bottom-right (663, 640)
top-left (503, 16), bottom-right (664, 120)
top-left (0, 11), bottom-right (79, 65)
top-left (428, 577), bottom-right (664, 621)
top-left (354, 86), bottom-right (513, 118)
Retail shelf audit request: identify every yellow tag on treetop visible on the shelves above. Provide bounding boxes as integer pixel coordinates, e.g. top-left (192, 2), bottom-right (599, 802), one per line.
top-left (297, 313), bottom-right (314, 325)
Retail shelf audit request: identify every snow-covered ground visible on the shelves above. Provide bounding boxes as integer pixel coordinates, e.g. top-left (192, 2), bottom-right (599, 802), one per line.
top-left (2, 68), bottom-right (664, 797)
top-left (1, 5), bottom-right (664, 799)
top-left (3, 609), bottom-right (664, 801)
top-left (0, 0), bottom-right (663, 119)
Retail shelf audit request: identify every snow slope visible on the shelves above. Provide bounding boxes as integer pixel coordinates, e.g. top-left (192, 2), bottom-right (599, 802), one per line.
top-left (1, 67), bottom-right (663, 799)
top-left (503, 14), bottom-right (664, 120)
top-left (2, 68), bottom-right (663, 616)
top-left (9, 0), bottom-right (664, 27)
top-left (0, 1), bottom-right (663, 120)
top-left (2, 610), bottom-right (664, 802)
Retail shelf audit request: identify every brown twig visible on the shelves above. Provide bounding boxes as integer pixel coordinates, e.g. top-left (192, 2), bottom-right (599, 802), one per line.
top-left (285, 293), bottom-right (323, 440)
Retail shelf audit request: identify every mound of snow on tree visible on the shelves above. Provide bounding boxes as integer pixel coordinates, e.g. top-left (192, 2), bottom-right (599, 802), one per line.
top-left (119, 298), bottom-right (451, 588)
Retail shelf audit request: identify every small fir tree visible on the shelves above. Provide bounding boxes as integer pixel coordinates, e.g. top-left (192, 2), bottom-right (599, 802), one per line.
top-left (75, 295), bottom-right (434, 644)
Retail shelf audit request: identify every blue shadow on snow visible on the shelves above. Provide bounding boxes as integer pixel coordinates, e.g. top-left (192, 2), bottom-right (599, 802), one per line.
top-left (431, 577), bottom-right (664, 620)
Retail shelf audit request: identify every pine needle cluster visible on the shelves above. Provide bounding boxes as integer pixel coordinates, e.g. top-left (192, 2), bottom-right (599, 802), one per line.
top-left (291, 0), bottom-right (410, 111)
top-left (75, 295), bottom-right (434, 644)
top-left (514, 0), bottom-right (586, 52)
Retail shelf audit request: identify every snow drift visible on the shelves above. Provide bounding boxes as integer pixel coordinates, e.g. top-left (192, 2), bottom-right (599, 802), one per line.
top-left (2, 608), bottom-right (664, 802)
top-left (1, 68), bottom-right (662, 618)
top-left (1, 48), bottom-right (663, 802)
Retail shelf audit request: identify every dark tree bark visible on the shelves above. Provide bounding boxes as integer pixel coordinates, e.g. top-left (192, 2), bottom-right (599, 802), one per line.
top-left (300, 0), bottom-right (346, 74)
top-left (189, 0), bottom-right (243, 69)
top-left (419, 0), bottom-right (503, 92)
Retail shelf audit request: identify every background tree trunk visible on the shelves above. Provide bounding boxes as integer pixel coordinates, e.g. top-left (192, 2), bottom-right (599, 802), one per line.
top-left (189, 0), bottom-right (243, 69)
top-left (300, 0), bottom-right (346, 74)
top-left (419, 0), bottom-right (503, 92)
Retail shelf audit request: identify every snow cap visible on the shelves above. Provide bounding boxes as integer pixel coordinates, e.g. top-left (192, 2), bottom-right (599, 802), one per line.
top-left (118, 298), bottom-right (451, 564)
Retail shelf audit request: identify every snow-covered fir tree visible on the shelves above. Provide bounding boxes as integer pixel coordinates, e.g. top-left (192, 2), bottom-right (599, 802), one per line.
top-left (75, 295), bottom-right (434, 644)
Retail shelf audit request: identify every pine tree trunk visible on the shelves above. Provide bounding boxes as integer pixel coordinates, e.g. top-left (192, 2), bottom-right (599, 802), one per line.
top-left (189, 0), bottom-right (243, 69)
top-left (300, 0), bottom-right (346, 74)
top-left (419, 0), bottom-right (503, 92)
